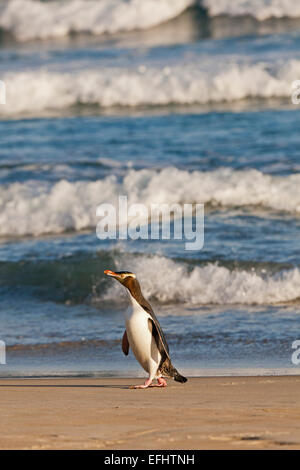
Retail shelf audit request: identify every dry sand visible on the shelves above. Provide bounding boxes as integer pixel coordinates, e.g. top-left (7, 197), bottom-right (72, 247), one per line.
top-left (0, 376), bottom-right (300, 450)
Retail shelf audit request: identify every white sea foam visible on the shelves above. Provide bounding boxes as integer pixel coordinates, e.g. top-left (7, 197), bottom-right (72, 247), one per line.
top-left (0, 168), bottom-right (300, 237)
top-left (0, 58), bottom-right (298, 116)
top-left (203, 0), bottom-right (300, 21)
top-left (1, 0), bottom-right (299, 43)
top-left (103, 254), bottom-right (300, 305)
top-left (0, 0), bottom-right (194, 41)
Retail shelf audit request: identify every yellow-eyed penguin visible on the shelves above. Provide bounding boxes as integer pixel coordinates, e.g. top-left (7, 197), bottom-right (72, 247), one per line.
top-left (104, 269), bottom-right (187, 389)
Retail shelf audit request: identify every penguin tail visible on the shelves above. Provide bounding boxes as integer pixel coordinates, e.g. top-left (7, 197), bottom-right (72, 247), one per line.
top-left (172, 368), bottom-right (188, 383)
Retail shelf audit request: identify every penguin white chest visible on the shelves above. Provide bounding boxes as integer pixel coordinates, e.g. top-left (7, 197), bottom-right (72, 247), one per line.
top-left (124, 296), bottom-right (161, 375)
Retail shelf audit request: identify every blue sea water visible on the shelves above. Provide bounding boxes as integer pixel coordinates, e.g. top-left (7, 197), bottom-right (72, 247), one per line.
top-left (0, 0), bottom-right (300, 378)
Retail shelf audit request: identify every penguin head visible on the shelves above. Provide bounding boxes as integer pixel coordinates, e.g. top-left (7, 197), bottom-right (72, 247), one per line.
top-left (104, 269), bottom-right (137, 287)
top-left (104, 269), bottom-right (145, 302)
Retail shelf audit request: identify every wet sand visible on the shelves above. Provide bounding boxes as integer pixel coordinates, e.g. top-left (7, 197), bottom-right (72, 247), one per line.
top-left (0, 376), bottom-right (299, 449)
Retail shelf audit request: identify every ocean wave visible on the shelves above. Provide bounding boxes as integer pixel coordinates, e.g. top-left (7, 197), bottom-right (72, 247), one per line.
top-left (102, 254), bottom-right (300, 305)
top-left (0, 167), bottom-right (299, 237)
top-left (1, 251), bottom-right (299, 305)
top-left (0, 0), bottom-right (194, 41)
top-left (0, 59), bottom-right (298, 116)
top-left (203, 0), bottom-right (300, 21)
top-left (1, 0), bottom-right (300, 42)
top-left (0, 252), bottom-right (112, 303)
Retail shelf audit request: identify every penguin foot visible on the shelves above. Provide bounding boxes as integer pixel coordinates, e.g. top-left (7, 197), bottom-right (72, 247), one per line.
top-left (150, 377), bottom-right (167, 387)
top-left (130, 378), bottom-right (153, 389)
top-left (130, 377), bottom-right (167, 389)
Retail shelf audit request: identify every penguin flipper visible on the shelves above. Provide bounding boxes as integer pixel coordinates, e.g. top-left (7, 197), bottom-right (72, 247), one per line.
top-left (139, 298), bottom-right (170, 359)
top-left (148, 318), bottom-right (170, 361)
top-left (122, 330), bottom-right (129, 356)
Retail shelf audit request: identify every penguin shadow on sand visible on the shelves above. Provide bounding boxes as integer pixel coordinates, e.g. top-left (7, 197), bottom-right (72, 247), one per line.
top-left (0, 383), bottom-right (131, 390)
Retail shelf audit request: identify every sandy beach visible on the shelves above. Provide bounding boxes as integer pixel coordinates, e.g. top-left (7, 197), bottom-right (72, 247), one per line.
top-left (0, 376), bottom-right (299, 450)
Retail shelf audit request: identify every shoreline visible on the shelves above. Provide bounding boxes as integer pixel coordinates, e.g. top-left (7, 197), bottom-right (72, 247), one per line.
top-left (1, 376), bottom-right (300, 450)
top-left (1, 366), bottom-right (300, 379)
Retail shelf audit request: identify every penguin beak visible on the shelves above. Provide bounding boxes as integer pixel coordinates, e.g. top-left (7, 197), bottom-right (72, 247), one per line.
top-left (104, 269), bottom-right (119, 278)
